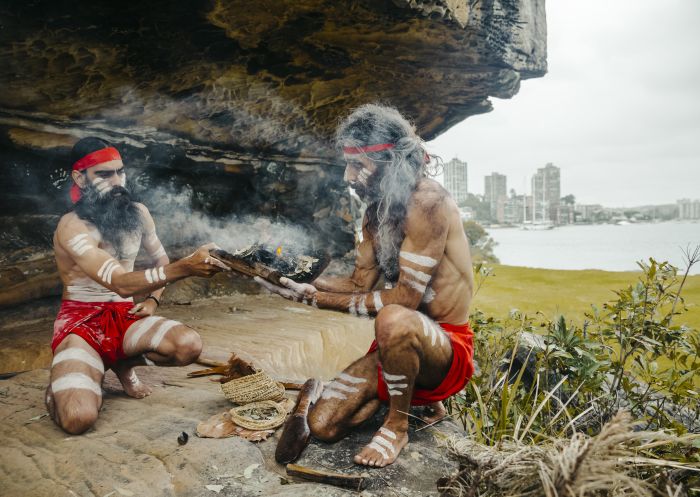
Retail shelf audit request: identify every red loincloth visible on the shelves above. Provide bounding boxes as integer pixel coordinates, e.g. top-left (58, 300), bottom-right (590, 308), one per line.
top-left (51, 300), bottom-right (143, 368)
top-left (367, 322), bottom-right (474, 406)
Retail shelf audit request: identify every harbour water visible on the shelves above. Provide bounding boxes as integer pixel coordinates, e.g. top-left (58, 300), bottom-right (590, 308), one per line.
top-left (487, 221), bottom-right (700, 275)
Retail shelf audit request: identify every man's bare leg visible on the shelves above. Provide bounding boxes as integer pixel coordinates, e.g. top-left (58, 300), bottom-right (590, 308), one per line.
top-left (46, 335), bottom-right (105, 434)
top-left (354, 305), bottom-right (453, 467)
top-left (275, 378), bottom-right (323, 464)
top-left (117, 316), bottom-right (202, 397)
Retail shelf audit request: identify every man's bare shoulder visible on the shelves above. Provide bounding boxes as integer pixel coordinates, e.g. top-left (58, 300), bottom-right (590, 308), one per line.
top-left (56, 211), bottom-right (89, 234)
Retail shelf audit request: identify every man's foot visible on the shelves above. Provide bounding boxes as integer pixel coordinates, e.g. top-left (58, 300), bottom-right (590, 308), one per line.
top-left (421, 401), bottom-right (446, 425)
top-left (114, 365), bottom-right (152, 398)
top-left (354, 426), bottom-right (408, 468)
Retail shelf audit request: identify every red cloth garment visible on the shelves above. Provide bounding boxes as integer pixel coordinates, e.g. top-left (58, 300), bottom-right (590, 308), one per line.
top-left (368, 321), bottom-right (474, 406)
top-left (52, 300), bottom-right (142, 368)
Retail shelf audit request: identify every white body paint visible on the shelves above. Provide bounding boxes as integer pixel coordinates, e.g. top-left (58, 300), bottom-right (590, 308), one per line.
top-left (67, 234), bottom-right (93, 256)
top-left (145, 267), bottom-right (167, 284)
top-left (367, 442), bottom-right (390, 460)
top-left (373, 291), bottom-right (384, 311)
top-left (151, 245), bottom-right (166, 258)
top-left (326, 381), bottom-right (359, 393)
top-left (338, 373), bottom-right (367, 384)
top-left (383, 371), bottom-right (408, 396)
top-left (406, 279), bottom-right (427, 295)
top-left (97, 259), bottom-right (120, 285)
top-left (348, 295), bottom-right (358, 316)
top-left (321, 389), bottom-right (347, 400)
top-left (125, 316), bottom-right (162, 351)
top-left (143, 356), bottom-right (155, 366)
top-left (401, 266), bottom-right (431, 283)
top-left (422, 287), bottom-right (436, 303)
top-left (148, 319), bottom-right (178, 350)
top-left (52, 348), bottom-right (104, 374)
top-left (357, 295), bottom-right (369, 317)
top-left (51, 372), bottom-right (102, 396)
top-left (379, 427), bottom-right (397, 439)
top-left (399, 251), bottom-right (438, 268)
top-left (66, 277), bottom-right (131, 303)
top-left (418, 313), bottom-right (446, 347)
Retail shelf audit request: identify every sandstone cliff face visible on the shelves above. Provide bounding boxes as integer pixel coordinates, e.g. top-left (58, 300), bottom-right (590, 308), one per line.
top-left (0, 0), bottom-right (546, 293)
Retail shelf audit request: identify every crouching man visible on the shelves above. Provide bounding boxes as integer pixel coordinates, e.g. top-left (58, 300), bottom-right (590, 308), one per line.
top-left (258, 104), bottom-right (475, 468)
top-left (48, 137), bottom-right (229, 435)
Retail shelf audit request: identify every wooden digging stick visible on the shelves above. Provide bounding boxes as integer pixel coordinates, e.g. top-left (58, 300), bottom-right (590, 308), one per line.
top-left (286, 464), bottom-right (365, 491)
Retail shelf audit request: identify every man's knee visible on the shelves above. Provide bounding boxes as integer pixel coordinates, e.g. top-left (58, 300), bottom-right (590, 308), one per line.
top-left (57, 401), bottom-right (99, 435)
top-left (374, 305), bottom-right (418, 348)
top-left (171, 328), bottom-right (202, 365)
top-left (308, 409), bottom-right (343, 442)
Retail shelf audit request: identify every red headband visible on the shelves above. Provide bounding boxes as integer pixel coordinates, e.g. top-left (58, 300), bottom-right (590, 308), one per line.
top-left (343, 143), bottom-right (395, 155)
top-left (70, 147), bottom-right (122, 203)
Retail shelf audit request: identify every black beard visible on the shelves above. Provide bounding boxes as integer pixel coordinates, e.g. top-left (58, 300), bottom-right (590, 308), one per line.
top-left (366, 201), bottom-right (406, 283)
top-left (73, 183), bottom-right (142, 258)
top-left (351, 167), bottom-right (383, 202)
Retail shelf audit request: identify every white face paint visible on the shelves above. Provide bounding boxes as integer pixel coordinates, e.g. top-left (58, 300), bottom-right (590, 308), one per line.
top-left (91, 177), bottom-right (112, 196)
top-left (67, 233), bottom-right (93, 256)
top-left (373, 291), bottom-right (384, 311)
top-left (418, 313), bottom-right (446, 347)
top-left (52, 348), bottom-right (104, 374)
top-left (125, 316), bottom-right (163, 352)
top-left (51, 372), bottom-right (102, 396)
top-left (399, 251), bottom-right (438, 268)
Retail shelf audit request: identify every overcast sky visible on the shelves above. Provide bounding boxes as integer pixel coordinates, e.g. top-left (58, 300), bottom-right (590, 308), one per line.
top-left (427, 0), bottom-right (700, 207)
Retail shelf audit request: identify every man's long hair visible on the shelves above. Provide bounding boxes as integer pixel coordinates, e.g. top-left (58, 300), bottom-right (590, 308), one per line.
top-left (336, 104), bottom-right (429, 281)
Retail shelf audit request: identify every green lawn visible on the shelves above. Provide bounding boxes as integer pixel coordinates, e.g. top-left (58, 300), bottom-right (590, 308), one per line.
top-left (472, 264), bottom-right (700, 330)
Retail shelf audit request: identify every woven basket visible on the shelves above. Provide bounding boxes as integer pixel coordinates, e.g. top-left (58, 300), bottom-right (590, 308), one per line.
top-left (220, 370), bottom-right (285, 404)
top-left (229, 400), bottom-right (287, 430)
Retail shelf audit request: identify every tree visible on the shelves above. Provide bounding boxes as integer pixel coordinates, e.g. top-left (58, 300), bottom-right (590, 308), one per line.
top-left (463, 220), bottom-right (499, 263)
top-left (561, 194), bottom-right (576, 206)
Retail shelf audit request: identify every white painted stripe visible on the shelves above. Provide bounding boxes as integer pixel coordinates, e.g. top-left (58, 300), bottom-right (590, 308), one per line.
top-left (145, 267), bottom-right (154, 284)
top-left (386, 383), bottom-right (408, 389)
top-left (418, 313), bottom-right (438, 346)
top-left (406, 279), bottom-right (427, 295)
top-left (338, 373), bottom-right (367, 384)
top-left (367, 442), bottom-right (389, 460)
top-left (348, 295), bottom-right (358, 316)
top-left (158, 266), bottom-right (166, 281)
top-left (104, 262), bottom-right (119, 284)
top-left (373, 291), bottom-right (383, 311)
top-left (383, 372), bottom-right (406, 381)
top-left (99, 261), bottom-right (116, 282)
top-left (379, 427), bottom-right (397, 439)
top-left (399, 251), bottom-right (438, 268)
top-left (52, 373), bottom-right (102, 396)
top-left (357, 295), bottom-right (368, 317)
top-left (321, 389), bottom-right (347, 400)
top-left (52, 348), bottom-right (104, 374)
top-left (152, 245), bottom-right (166, 258)
top-left (97, 259), bottom-right (113, 279)
top-left (149, 320), bottom-right (179, 350)
top-left (422, 287), bottom-right (436, 303)
top-left (126, 316), bottom-right (162, 351)
top-left (143, 356), bottom-right (155, 366)
top-left (373, 436), bottom-right (395, 454)
top-left (68, 234), bottom-right (88, 247)
top-left (401, 266), bottom-right (431, 283)
top-left (72, 239), bottom-right (92, 255)
top-left (311, 296), bottom-right (318, 308)
top-left (327, 381), bottom-right (359, 393)
top-left (389, 390), bottom-right (403, 396)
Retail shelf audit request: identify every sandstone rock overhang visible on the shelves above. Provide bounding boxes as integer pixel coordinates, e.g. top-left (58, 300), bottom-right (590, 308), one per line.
top-left (0, 0), bottom-right (546, 260)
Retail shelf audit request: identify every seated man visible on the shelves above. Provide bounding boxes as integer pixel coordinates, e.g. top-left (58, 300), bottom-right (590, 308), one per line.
top-left (48, 137), bottom-right (229, 435)
top-left (258, 104), bottom-right (475, 468)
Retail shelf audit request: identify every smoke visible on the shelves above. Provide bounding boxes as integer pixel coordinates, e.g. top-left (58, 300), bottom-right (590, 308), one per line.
top-left (143, 185), bottom-right (317, 258)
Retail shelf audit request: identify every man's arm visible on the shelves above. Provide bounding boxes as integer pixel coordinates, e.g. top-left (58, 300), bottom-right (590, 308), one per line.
top-left (57, 216), bottom-right (226, 297)
top-left (138, 204), bottom-right (169, 302)
top-left (262, 193), bottom-right (449, 316)
top-left (313, 213), bottom-right (381, 293)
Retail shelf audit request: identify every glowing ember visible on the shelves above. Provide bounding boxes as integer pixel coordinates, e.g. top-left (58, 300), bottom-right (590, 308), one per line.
top-left (276, 246), bottom-right (282, 257)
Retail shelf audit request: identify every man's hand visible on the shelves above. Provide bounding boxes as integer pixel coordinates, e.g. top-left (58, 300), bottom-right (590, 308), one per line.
top-left (255, 276), bottom-right (317, 304)
top-left (129, 298), bottom-right (158, 317)
top-left (182, 242), bottom-right (230, 277)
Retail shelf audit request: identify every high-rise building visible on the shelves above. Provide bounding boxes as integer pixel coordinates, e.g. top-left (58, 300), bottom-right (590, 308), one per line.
top-left (531, 163), bottom-right (560, 222)
top-left (678, 199), bottom-right (700, 219)
top-left (484, 173), bottom-right (507, 222)
top-left (444, 158), bottom-right (468, 204)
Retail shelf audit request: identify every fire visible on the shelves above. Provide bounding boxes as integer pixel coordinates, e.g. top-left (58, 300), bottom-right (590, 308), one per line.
top-left (276, 246), bottom-right (282, 257)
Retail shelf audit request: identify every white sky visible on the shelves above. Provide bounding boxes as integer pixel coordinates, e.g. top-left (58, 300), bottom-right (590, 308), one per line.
top-left (427, 0), bottom-right (700, 207)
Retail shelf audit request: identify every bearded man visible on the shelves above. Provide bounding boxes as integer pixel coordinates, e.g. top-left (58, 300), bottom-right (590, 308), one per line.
top-left (49, 137), bottom-right (228, 435)
top-left (257, 104), bottom-right (475, 468)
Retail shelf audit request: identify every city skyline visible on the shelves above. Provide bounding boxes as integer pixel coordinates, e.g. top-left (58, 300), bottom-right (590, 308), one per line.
top-left (427, 0), bottom-right (700, 207)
